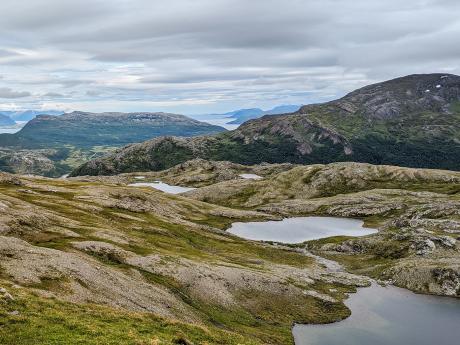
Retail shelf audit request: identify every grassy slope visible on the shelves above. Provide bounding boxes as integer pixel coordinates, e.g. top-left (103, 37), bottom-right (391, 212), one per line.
top-left (0, 176), bottom-right (351, 345)
top-left (0, 286), bottom-right (252, 345)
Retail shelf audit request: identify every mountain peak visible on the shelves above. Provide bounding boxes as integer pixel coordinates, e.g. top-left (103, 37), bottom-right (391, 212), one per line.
top-left (297, 73), bottom-right (460, 120)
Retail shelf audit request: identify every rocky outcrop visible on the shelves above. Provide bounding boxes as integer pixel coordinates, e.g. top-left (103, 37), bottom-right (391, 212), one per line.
top-left (0, 148), bottom-right (57, 175)
top-left (123, 159), bottom-right (460, 298)
top-left (182, 162), bottom-right (460, 208)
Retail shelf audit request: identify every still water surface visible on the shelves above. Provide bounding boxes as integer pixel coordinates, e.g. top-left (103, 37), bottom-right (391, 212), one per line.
top-left (129, 182), bottom-right (196, 194)
top-left (228, 217), bottom-right (460, 345)
top-left (293, 283), bottom-right (460, 345)
top-left (227, 216), bottom-right (377, 244)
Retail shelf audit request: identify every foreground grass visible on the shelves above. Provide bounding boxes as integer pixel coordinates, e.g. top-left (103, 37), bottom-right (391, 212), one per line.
top-left (0, 286), bottom-right (255, 345)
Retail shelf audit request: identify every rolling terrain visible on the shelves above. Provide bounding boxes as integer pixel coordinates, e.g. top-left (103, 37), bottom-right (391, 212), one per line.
top-left (1, 160), bottom-right (459, 344)
top-left (84, 159), bottom-right (460, 297)
top-left (0, 169), bottom-right (367, 345)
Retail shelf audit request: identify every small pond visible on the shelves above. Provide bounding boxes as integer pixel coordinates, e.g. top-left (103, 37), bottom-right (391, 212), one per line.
top-left (239, 173), bottom-right (263, 180)
top-left (129, 182), bottom-right (196, 194)
top-left (227, 216), bottom-right (377, 244)
top-left (293, 283), bottom-right (460, 345)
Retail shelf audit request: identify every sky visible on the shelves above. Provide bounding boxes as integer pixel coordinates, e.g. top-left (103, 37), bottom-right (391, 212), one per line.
top-left (0, 0), bottom-right (459, 114)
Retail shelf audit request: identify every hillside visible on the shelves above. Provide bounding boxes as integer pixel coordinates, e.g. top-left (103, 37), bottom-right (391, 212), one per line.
top-left (0, 170), bottom-right (366, 345)
top-left (72, 74), bottom-right (460, 176)
top-left (0, 112), bottom-right (225, 176)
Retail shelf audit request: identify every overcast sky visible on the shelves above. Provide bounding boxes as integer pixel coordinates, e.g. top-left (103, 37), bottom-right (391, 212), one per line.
top-left (0, 0), bottom-right (459, 114)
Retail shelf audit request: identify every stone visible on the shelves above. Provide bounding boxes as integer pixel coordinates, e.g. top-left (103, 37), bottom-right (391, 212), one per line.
top-left (414, 239), bottom-right (436, 256)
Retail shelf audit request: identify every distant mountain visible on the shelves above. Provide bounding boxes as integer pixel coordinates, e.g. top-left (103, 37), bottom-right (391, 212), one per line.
top-left (0, 110), bottom-right (64, 121)
top-left (263, 105), bottom-right (302, 115)
top-left (0, 111), bottom-right (226, 176)
top-left (0, 114), bottom-right (15, 126)
top-left (225, 105), bottom-right (301, 124)
top-left (71, 74), bottom-right (460, 176)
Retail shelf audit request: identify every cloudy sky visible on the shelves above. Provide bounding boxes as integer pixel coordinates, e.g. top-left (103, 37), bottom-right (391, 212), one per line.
top-left (0, 0), bottom-right (459, 114)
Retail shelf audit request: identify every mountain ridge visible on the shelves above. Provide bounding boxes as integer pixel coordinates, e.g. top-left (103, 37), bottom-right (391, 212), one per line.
top-left (71, 73), bottom-right (460, 176)
top-left (0, 111), bottom-right (226, 176)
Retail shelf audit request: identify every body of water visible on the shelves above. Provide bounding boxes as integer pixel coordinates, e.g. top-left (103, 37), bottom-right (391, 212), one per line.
top-left (187, 113), bottom-right (239, 130)
top-left (129, 181), bottom-right (196, 194)
top-left (227, 217), bottom-right (459, 345)
top-left (293, 283), bottom-right (460, 345)
top-left (239, 173), bottom-right (263, 180)
top-left (227, 216), bottom-right (377, 244)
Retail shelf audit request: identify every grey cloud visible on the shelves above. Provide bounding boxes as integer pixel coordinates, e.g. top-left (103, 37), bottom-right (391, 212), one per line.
top-left (86, 90), bottom-right (102, 97)
top-left (43, 92), bottom-right (65, 98)
top-left (0, 88), bottom-right (31, 98)
top-left (0, 0), bottom-right (459, 113)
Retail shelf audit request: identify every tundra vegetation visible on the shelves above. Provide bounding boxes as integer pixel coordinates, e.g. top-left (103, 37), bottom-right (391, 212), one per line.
top-left (1, 159), bottom-right (459, 344)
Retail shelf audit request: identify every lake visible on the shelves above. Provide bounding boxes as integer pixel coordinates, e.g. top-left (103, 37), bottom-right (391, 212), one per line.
top-left (129, 181), bottom-right (196, 194)
top-left (187, 113), bottom-right (239, 130)
top-left (227, 217), bottom-right (460, 345)
top-left (239, 173), bottom-right (263, 180)
top-left (227, 216), bottom-right (377, 244)
top-left (293, 283), bottom-right (460, 345)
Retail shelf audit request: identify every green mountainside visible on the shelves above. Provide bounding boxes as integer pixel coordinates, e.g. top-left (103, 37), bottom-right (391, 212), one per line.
top-left (0, 112), bottom-right (225, 176)
top-left (71, 74), bottom-right (460, 177)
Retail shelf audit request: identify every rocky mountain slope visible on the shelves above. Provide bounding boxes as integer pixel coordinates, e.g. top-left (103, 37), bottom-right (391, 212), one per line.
top-left (72, 74), bottom-right (460, 176)
top-left (0, 112), bottom-right (225, 176)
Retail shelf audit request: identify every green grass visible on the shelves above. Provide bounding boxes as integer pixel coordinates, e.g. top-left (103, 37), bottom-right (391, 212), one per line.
top-left (0, 286), bottom-right (253, 345)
